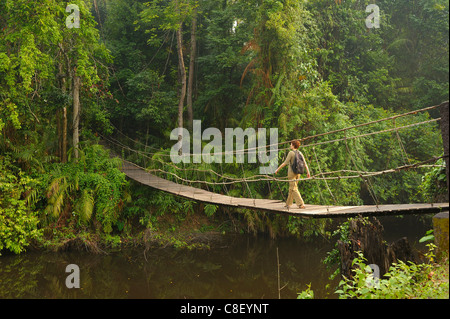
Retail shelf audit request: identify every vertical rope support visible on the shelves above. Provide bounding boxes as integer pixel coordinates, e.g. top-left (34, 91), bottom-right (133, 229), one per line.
top-left (393, 118), bottom-right (412, 166)
top-left (220, 162), bottom-right (233, 205)
top-left (209, 163), bottom-right (215, 201)
top-left (203, 167), bottom-right (211, 192)
top-left (155, 154), bottom-right (162, 188)
top-left (312, 146), bottom-right (338, 206)
top-left (178, 161), bottom-right (187, 196)
top-left (351, 138), bottom-right (380, 207)
top-left (143, 142), bottom-right (148, 169)
top-left (241, 163), bottom-right (256, 206)
top-left (275, 179), bottom-right (287, 204)
top-left (344, 130), bottom-right (380, 208)
top-left (276, 153), bottom-right (287, 203)
top-left (220, 162), bottom-right (229, 195)
top-left (308, 151), bottom-right (328, 212)
top-left (266, 178), bottom-right (273, 200)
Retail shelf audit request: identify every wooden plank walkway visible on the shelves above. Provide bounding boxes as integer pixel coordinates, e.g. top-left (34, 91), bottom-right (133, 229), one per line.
top-left (121, 160), bottom-right (449, 219)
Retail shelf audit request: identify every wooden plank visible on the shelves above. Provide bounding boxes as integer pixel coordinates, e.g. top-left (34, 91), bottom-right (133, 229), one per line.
top-left (253, 199), bottom-right (285, 205)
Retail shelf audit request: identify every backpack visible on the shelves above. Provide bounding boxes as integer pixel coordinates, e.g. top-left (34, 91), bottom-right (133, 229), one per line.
top-left (291, 150), bottom-right (305, 175)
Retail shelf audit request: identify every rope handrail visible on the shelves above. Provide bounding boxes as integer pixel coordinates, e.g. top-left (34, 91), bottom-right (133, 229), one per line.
top-left (121, 154), bottom-right (444, 186)
top-left (103, 134), bottom-right (444, 184)
top-left (112, 102), bottom-right (445, 156)
top-left (295, 102), bottom-right (445, 143)
top-left (107, 116), bottom-right (441, 158)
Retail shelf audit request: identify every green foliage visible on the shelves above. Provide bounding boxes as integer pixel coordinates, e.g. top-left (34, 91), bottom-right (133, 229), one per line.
top-left (0, 0), bottom-right (59, 133)
top-left (323, 218), bottom-right (352, 279)
top-left (336, 246), bottom-right (449, 299)
top-left (418, 158), bottom-right (448, 202)
top-left (140, 0), bottom-right (198, 34)
top-left (419, 230), bottom-right (435, 244)
top-left (76, 189), bottom-right (95, 224)
top-left (130, 181), bottom-right (199, 235)
top-left (204, 204), bottom-right (218, 217)
top-left (41, 144), bottom-right (128, 234)
top-left (297, 283), bottom-right (314, 300)
top-left (0, 156), bottom-right (43, 255)
top-left (0, 0), bottom-right (111, 136)
top-left (287, 216), bottom-right (330, 239)
top-left (0, 0), bottom-right (448, 253)
top-left (126, 70), bottom-right (178, 133)
top-left (309, 0), bottom-right (449, 111)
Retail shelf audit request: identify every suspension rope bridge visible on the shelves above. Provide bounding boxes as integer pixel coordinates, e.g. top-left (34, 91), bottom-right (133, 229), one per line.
top-left (102, 103), bottom-right (449, 218)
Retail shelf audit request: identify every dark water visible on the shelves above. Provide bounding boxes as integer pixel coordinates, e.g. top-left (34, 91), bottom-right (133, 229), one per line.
top-left (0, 215), bottom-right (433, 299)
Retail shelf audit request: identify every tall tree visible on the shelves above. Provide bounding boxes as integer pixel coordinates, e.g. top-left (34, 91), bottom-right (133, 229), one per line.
top-left (175, 0), bottom-right (186, 141)
top-left (379, 0), bottom-right (449, 110)
top-left (59, 0), bottom-right (112, 159)
top-left (140, 0), bottom-right (197, 139)
top-left (0, 0), bottom-right (111, 161)
top-left (240, 0), bottom-right (319, 128)
top-left (72, 74), bottom-right (81, 159)
top-left (187, 4), bottom-right (198, 131)
top-left (0, 0), bottom-right (61, 137)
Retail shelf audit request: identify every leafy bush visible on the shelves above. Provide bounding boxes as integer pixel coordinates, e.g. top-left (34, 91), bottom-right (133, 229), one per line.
top-left (297, 284), bottom-right (315, 300)
top-left (323, 218), bottom-right (352, 279)
top-left (336, 246), bottom-right (449, 299)
top-left (0, 156), bottom-right (43, 254)
top-left (418, 158), bottom-right (448, 202)
top-left (40, 144), bottom-right (129, 234)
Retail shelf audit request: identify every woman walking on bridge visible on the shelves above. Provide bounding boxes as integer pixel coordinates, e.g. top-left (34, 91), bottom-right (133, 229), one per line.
top-left (275, 140), bottom-right (311, 209)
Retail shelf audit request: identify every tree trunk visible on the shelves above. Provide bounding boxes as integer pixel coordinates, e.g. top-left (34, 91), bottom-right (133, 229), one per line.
top-left (62, 107), bottom-right (67, 163)
top-left (73, 75), bottom-right (81, 159)
top-left (176, 24), bottom-right (186, 143)
top-left (337, 217), bottom-right (416, 280)
top-left (440, 101), bottom-right (449, 200)
top-left (56, 108), bottom-right (62, 159)
top-left (187, 7), bottom-right (197, 132)
top-left (57, 59), bottom-right (67, 163)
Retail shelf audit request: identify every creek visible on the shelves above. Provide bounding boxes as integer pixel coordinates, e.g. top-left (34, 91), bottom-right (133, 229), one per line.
top-left (0, 215), bottom-right (433, 299)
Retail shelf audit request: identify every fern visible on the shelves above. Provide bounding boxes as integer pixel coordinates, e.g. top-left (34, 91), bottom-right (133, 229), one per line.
top-left (76, 189), bottom-right (95, 224)
top-left (25, 188), bottom-right (39, 207)
top-left (45, 177), bottom-right (68, 219)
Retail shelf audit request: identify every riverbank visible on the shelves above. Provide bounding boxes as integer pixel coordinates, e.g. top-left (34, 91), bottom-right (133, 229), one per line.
top-left (28, 207), bottom-right (232, 254)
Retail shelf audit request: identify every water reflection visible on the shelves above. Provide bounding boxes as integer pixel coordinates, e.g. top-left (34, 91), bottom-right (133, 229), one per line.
top-left (0, 215), bottom-right (432, 299)
top-left (0, 234), bottom-right (337, 299)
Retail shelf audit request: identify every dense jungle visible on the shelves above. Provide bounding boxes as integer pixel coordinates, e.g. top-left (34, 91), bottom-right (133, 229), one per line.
top-left (0, 0), bottom-right (448, 260)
